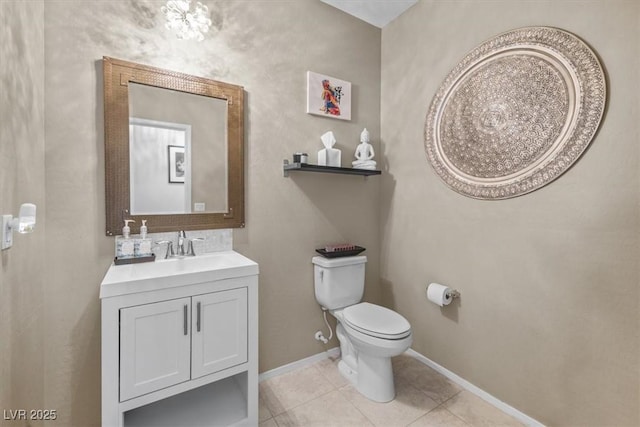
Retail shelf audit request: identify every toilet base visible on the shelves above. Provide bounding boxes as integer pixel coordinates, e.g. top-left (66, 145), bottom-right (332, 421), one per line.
top-left (338, 359), bottom-right (357, 386)
top-left (337, 351), bottom-right (396, 402)
top-left (336, 324), bottom-right (396, 403)
top-left (355, 353), bottom-right (395, 402)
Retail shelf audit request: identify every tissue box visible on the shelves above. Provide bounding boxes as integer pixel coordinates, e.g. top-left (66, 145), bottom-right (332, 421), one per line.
top-left (318, 148), bottom-right (341, 167)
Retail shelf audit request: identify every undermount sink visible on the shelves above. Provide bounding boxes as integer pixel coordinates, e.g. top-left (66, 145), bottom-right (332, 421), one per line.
top-left (100, 250), bottom-right (259, 299)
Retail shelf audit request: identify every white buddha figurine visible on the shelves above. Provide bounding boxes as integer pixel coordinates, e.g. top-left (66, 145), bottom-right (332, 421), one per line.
top-left (352, 128), bottom-right (377, 170)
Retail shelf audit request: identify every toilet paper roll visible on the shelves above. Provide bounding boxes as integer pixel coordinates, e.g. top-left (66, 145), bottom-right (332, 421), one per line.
top-left (427, 283), bottom-right (453, 307)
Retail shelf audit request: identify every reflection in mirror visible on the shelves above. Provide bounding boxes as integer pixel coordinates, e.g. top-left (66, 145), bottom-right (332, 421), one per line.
top-left (128, 83), bottom-right (228, 214)
top-left (103, 57), bottom-right (244, 235)
top-left (129, 118), bottom-right (192, 214)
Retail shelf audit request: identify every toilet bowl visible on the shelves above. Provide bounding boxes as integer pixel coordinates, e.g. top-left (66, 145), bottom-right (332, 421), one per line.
top-left (312, 256), bottom-right (413, 402)
top-left (332, 303), bottom-right (412, 402)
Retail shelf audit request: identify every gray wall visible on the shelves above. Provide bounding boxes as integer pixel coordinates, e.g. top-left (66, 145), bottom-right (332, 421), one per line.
top-left (0, 1), bottom-right (46, 425)
top-left (380, 1), bottom-right (639, 426)
top-left (42, 1), bottom-right (381, 425)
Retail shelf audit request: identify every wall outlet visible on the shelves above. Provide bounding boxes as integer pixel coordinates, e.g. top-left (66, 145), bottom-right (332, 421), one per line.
top-left (194, 203), bottom-right (206, 212)
top-left (2, 215), bottom-right (13, 250)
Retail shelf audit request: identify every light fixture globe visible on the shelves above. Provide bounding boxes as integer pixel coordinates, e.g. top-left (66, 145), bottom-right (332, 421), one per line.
top-left (161, 0), bottom-right (212, 41)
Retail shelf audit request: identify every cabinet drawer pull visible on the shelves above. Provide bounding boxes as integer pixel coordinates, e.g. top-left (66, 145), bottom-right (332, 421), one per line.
top-left (196, 301), bottom-right (201, 332)
top-left (183, 304), bottom-right (188, 335)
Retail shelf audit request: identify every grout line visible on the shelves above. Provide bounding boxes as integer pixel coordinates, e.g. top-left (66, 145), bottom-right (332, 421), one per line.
top-left (399, 381), bottom-right (442, 427)
top-left (432, 400), bottom-right (474, 427)
top-left (260, 358), bottom-right (340, 419)
top-left (353, 403), bottom-right (376, 426)
top-left (271, 387), bottom-right (338, 421)
top-left (331, 388), bottom-right (357, 423)
top-left (446, 407), bottom-right (473, 427)
top-left (405, 349), bottom-right (545, 427)
top-left (438, 388), bottom-right (463, 406)
top-left (335, 385), bottom-right (380, 427)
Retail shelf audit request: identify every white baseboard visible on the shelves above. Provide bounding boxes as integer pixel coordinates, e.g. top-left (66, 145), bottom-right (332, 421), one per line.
top-left (406, 349), bottom-right (545, 427)
top-left (259, 347), bottom-right (340, 382)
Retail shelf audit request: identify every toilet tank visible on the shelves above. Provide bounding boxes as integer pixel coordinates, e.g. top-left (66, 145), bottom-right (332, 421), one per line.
top-left (312, 255), bottom-right (366, 310)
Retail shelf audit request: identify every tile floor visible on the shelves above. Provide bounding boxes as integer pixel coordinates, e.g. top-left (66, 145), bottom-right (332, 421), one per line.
top-left (259, 353), bottom-right (525, 427)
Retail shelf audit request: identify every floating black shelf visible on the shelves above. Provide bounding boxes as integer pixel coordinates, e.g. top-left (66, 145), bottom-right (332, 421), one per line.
top-left (283, 160), bottom-right (381, 178)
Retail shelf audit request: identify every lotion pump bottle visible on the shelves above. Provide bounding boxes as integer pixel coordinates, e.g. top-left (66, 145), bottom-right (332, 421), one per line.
top-left (116, 219), bottom-right (135, 259)
top-left (122, 219), bottom-right (134, 238)
top-left (134, 220), bottom-right (152, 257)
top-left (140, 220), bottom-right (148, 238)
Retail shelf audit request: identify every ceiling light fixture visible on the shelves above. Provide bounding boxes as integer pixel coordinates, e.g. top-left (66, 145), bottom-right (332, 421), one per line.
top-left (161, 0), bottom-right (212, 42)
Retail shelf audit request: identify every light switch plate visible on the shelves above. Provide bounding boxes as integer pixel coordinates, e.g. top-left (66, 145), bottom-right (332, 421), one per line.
top-left (2, 215), bottom-right (13, 250)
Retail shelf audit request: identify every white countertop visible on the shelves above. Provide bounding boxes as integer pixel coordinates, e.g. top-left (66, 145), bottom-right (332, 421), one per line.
top-left (100, 250), bottom-right (259, 299)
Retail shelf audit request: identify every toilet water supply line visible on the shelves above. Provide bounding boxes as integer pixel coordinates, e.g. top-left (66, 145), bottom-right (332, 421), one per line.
top-left (314, 308), bottom-right (333, 344)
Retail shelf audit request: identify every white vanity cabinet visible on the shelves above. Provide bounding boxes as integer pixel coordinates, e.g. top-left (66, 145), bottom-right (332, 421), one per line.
top-left (119, 297), bottom-right (192, 401)
top-left (100, 251), bottom-right (258, 427)
top-left (191, 288), bottom-right (248, 379)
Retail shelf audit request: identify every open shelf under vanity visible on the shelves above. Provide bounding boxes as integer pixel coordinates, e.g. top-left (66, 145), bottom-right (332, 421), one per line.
top-left (124, 373), bottom-right (248, 427)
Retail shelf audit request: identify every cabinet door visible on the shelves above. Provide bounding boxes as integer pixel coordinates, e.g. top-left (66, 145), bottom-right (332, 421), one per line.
top-left (120, 298), bottom-right (191, 401)
top-left (192, 288), bottom-right (248, 379)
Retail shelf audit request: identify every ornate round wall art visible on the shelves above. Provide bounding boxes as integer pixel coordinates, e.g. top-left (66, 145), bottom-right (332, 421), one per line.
top-left (424, 27), bottom-right (606, 199)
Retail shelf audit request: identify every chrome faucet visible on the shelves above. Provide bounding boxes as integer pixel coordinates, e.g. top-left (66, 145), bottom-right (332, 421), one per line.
top-left (177, 230), bottom-right (187, 256)
top-left (155, 231), bottom-right (205, 259)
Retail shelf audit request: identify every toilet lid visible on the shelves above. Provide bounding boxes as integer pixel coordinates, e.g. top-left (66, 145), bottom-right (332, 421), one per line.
top-left (343, 302), bottom-right (411, 339)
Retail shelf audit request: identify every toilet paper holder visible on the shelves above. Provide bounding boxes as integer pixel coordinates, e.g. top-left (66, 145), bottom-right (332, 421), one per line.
top-left (447, 289), bottom-right (460, 299)
top-left (426, 283), bottom-right (460, 307)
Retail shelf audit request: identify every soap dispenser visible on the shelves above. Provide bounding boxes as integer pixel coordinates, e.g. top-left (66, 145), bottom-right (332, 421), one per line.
top-left (115, 219), bottom-right (135, 259)
top-left (134, 220), bottom-right (152, 257)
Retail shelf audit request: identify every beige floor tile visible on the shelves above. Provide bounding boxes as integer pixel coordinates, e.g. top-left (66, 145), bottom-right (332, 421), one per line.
top-left (259, 418), bottom-right (278, 427)
top-left (274, 390), bottom-right (373, 427)
top-left (408, 406), bottom-right (469, 427)
top-left (339, 380), bottom-right (439, 427)
top-left (259, 365), bottom-right (335, 416)
top-left (443, 390), bottom-right (524, 426)
top-left (393, 354), bottom-right (462, 403)
top-left (313, 356), bottom-right (350, 388)
top-left (259, 395), bottom-right (273, 422)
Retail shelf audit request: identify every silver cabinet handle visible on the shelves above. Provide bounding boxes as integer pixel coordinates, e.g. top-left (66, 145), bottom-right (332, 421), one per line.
top-left (196, 301), bottom-right (201, 332)
top-left (183, 304), bottom-right (188, 335)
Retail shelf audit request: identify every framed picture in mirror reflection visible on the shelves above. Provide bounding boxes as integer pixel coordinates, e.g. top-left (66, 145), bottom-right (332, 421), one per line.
top-left (168, 145), bottom-right (185, 183)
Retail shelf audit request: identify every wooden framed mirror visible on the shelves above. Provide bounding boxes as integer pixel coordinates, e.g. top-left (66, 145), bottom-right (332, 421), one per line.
top-left (103, 57), bottom-right (244, 235)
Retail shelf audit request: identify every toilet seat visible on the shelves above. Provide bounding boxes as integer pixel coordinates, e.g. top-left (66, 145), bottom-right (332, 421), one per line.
top-left (343, 302), bottom-right (411, 340)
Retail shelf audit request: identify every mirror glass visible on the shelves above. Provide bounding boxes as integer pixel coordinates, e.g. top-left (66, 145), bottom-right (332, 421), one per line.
top-left (103, 57), bottom-right (245, 235)
top-left (128, 83), bottom-right (228, 214)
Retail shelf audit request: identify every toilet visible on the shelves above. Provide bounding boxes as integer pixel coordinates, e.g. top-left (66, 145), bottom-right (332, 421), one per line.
top-left (312, 255), bottom-right (412, 402)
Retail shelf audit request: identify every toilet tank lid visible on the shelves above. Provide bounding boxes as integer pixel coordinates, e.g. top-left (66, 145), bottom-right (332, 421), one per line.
top-left (312, 255), bottom-right (367, 268)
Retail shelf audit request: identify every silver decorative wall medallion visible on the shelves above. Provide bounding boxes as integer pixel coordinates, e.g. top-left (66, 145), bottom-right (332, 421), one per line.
top-left (424, 27), bottom-right (606, 199)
